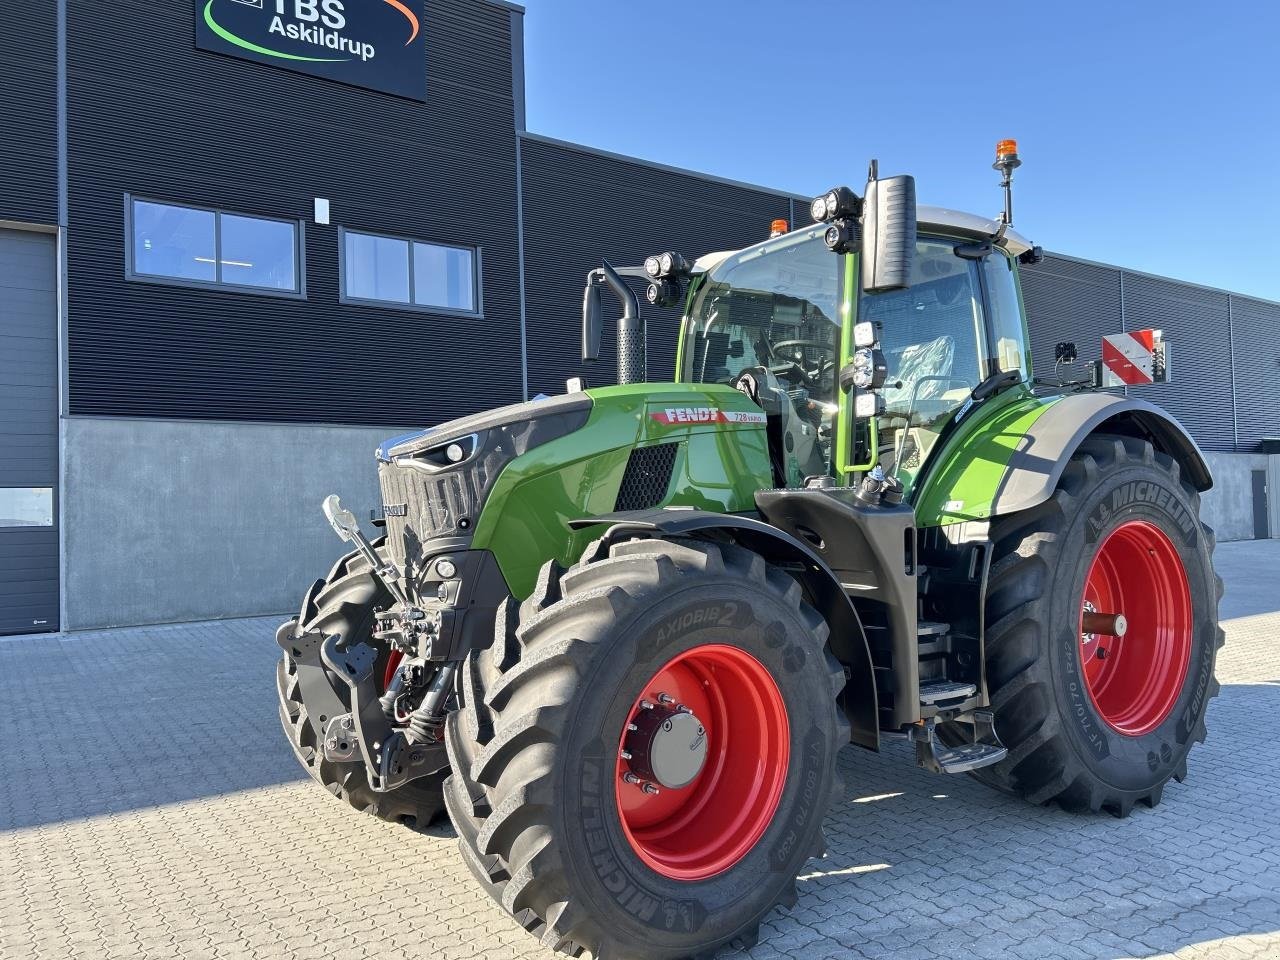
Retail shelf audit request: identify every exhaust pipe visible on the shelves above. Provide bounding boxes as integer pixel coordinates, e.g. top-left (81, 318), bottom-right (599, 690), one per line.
top-left (581, 260), bottom-right (645, 385)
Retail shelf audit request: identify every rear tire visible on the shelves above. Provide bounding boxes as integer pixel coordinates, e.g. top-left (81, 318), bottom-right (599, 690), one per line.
top-left (444, 537), bottom-right (848, 959)
top-left (276, 541), bottom-right (447, 826)
top-left (967, 434), bottom-right (1223, 816)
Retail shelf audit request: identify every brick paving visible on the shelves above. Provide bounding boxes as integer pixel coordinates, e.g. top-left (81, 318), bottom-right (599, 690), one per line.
top-left (1, 541), bottom-right (1278, 959)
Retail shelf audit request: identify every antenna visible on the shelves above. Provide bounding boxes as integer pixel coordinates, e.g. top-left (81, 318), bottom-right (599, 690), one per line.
top-left (993, 139), bottom-right (1021, 226)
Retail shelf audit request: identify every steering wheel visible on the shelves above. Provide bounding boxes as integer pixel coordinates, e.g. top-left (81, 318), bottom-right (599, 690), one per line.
top-left (770, 338), bottom-right (838, 392)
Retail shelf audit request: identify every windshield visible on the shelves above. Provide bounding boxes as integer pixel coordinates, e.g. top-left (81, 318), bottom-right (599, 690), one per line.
top-left (681, 228), bottom-right (842, 484)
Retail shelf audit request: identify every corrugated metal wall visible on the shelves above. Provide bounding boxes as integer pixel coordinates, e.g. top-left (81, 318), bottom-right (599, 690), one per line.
top-left (64, 0), bottom-right (524, 426)
top-left (0, 4), bottom-right (58, 225)
top-left (519, 135), bottom-right (793, 396)
top-left (1021, 253), bottom-right (1280, 453)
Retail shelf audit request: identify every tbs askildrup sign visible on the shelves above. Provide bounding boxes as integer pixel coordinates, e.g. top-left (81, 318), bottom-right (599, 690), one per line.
top-left (196, 0), bottom-right (426, 101)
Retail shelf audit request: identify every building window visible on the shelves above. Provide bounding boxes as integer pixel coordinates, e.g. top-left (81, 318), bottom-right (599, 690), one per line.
top-left (342, 229), bottom-right (480, 315)
top-left (127, 197), bottom-right (303, 295)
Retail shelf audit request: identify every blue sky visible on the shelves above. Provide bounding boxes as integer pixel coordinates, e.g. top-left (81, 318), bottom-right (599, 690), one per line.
top-left (523, 1), bottom-right (1280, 301)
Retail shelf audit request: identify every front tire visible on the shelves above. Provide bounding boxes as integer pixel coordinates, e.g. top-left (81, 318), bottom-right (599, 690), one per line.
top-left (971, 434), bottom-right (1223, 816)
top-left (444, 537), bottom-right (848, 959)
top-left (276, 542), bottom-right (448, 826)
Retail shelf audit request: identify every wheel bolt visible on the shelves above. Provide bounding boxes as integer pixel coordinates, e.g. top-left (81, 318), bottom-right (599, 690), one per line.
top-left (620, 749), bottom-right (632, 761)
top-left (639, 700), bottom-right (654, 710)
top-left (656, 692), bottom-right (675, 705)
top-left (641, 782), bottom-right (660, 796)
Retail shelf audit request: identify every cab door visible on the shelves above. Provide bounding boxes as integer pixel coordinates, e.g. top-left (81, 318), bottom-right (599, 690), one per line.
top-left (836, 237), bottom-right (990, 491)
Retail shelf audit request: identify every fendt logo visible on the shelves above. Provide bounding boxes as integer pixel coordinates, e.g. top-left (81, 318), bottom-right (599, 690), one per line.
top-left (196, 0), bottom-right (426, 100)
top-left (649, 407), bottom-right (768, 427)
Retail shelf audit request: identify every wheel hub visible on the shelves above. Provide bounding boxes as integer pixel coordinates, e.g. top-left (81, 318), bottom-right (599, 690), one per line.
top-left (614, 644), bottom-right (790, 881)
top-left (622, 696), bottom-right (707, 791)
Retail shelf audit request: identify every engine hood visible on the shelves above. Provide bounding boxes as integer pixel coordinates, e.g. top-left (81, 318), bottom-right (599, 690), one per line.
top-left (378, 392), bottom-right (594, 463)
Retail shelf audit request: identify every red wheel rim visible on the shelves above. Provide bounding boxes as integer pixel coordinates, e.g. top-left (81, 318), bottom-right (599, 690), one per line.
top-left (614, 644), bottom-right (789, 882)
top-left (1080, 519), bottom-right (1192, 736)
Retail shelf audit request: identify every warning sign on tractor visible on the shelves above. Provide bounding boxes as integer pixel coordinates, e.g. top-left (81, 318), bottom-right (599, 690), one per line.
top-left (1100, 329), bottom-right (1171, 387)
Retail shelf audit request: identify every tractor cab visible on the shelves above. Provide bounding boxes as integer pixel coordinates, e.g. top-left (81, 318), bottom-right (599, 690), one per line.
top-left (677, 205), bottom-right (1038, 497)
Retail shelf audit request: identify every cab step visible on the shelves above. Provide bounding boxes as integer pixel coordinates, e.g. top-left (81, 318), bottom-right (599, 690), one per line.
top-left (911, 710), bottom-right (1008, 775)
top-left (918, 680), bottom-right (977, 705)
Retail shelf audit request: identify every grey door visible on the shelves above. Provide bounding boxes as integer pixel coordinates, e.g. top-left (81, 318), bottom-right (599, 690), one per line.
top-left (0, 229), bottom-right (58, 634)
top-left (1254, 469), bottom-right (1271, 540)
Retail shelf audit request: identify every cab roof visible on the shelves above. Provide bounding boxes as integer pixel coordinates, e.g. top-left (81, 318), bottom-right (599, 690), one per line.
top-left (693, 205), bottom-right (1034, 273)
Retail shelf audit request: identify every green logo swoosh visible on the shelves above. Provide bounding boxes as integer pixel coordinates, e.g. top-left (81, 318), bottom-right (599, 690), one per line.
top-left (203, 0), bottom-right (347, 62)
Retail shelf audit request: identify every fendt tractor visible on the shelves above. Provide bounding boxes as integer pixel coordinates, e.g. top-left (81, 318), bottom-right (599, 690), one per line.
top-left (274, 142), bottom-right (1222, 959)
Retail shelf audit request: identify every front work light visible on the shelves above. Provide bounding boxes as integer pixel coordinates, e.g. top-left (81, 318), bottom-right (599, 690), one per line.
top-left (644, 251), bottom-right (691, 280)
top-left (850, 348), bottom-right (888, 390)
top-left (823, 220), bottom-right (859, 254)
top-left (854, 392), bottom-right (885, 419)
top-left (646, 278), bottom-right (683, 308)
top-left (853, 321), bottom-right (879, 349)
top-left (810, 185), bottom-right (860, 223)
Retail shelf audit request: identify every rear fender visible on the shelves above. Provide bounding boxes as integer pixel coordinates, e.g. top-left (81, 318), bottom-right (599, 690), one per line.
top-left (568, 509), bottom-right (879, 751)
top-left (990, 394), bottom-right (1213, 517)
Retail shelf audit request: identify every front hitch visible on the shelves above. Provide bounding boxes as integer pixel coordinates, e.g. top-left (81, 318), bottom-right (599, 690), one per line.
top-left (318, 632), bottom-right (447, 792)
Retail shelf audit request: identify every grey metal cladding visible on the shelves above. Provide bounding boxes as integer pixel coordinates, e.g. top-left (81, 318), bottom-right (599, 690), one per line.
top-left (1120, 273), bottom-right (1232, 452)
top-left (518, 135), bottom-right (792, 396)
top-left (0, 5), bottom-right (58, 224)
top-left (1020, 255), bottom-right (1123, 394)
top-left (64, 0), bottom-right (523, 426)
top-left (1229, 295), bottom-right (1280, 450)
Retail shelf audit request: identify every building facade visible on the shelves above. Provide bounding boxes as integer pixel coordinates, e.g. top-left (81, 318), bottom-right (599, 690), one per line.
top-left (1, 0), bottom-right (1276, 635)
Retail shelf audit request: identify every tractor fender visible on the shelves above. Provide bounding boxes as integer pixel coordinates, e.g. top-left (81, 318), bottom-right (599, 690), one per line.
top-left (568, 509), bottom-right (880, 751)
top-left (991, 393), bottom-right (1213, 518)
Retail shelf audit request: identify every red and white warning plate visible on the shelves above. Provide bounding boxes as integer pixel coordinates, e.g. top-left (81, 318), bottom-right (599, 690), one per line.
top-left (1101, 329), bottom-right (1166, 387)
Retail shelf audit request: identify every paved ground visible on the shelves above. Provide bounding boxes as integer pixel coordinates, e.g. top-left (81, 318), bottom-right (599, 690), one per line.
top-left (2, 540), bottom-right (1278, 960)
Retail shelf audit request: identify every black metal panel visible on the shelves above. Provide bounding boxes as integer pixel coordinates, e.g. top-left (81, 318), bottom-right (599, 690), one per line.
top-left (1229, 295), bottom-right (1280, 451)
top-left (65, 0), bottom-right (522, 426)
top-left (519, 135), bottom-right (793, 396)
top-left (0, 230), bottom-right (59, 635)
top-left (0, 6), bottom-right (58, 225)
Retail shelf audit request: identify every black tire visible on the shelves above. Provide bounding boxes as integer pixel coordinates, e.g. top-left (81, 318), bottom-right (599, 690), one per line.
top-left (276, 540), bottom-right (447, 826)
top-left (966, 434), bottom-right (1223, 816)
top-left (443, 536), bottom-right (848, 960)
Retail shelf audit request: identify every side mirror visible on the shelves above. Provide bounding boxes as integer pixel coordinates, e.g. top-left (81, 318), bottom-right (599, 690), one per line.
top-left (861, 173), bottom-right (917, 294)
top-left (581, 282), bottom-right (602, 363)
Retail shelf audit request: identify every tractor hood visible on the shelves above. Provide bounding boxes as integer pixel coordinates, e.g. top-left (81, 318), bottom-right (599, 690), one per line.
top-left (377, 392), bottom-right (593, 463)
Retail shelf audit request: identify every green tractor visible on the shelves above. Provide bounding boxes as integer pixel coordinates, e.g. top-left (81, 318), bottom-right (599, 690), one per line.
top-left (275, 143), bottom-right (1222, 959)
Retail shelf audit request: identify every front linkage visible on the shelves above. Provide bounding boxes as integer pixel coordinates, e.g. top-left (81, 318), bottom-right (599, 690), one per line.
top-left (276, 496), bottom-right (459, 795)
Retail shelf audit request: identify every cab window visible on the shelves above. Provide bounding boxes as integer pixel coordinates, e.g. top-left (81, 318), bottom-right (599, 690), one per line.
top-left (983, 252), bottom-right (1030, 377)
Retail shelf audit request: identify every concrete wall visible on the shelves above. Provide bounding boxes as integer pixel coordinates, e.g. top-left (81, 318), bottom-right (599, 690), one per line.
top-left (1200, 451), bottom-right (1278, 542)
top-left (63, 417), bottom-right (403, 630)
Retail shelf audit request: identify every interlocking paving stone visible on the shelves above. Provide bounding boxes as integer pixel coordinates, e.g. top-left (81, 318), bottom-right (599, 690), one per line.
top-left (1, 540), bottom-right (1278, 959)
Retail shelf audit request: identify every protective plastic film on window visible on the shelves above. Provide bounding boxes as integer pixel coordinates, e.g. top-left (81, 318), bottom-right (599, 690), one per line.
top-left (413, 242), bottom-right (475, 312)
top-left (344, 231), bottom-right (410, 303)
top-left (0, 488), bottom-right (54, 528)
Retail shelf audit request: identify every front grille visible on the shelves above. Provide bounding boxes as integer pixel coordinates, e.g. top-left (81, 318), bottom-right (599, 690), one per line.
top-left (614, 443), bottom-right (678, 511)
top-left (378, 459), bottom-right (491, 574)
